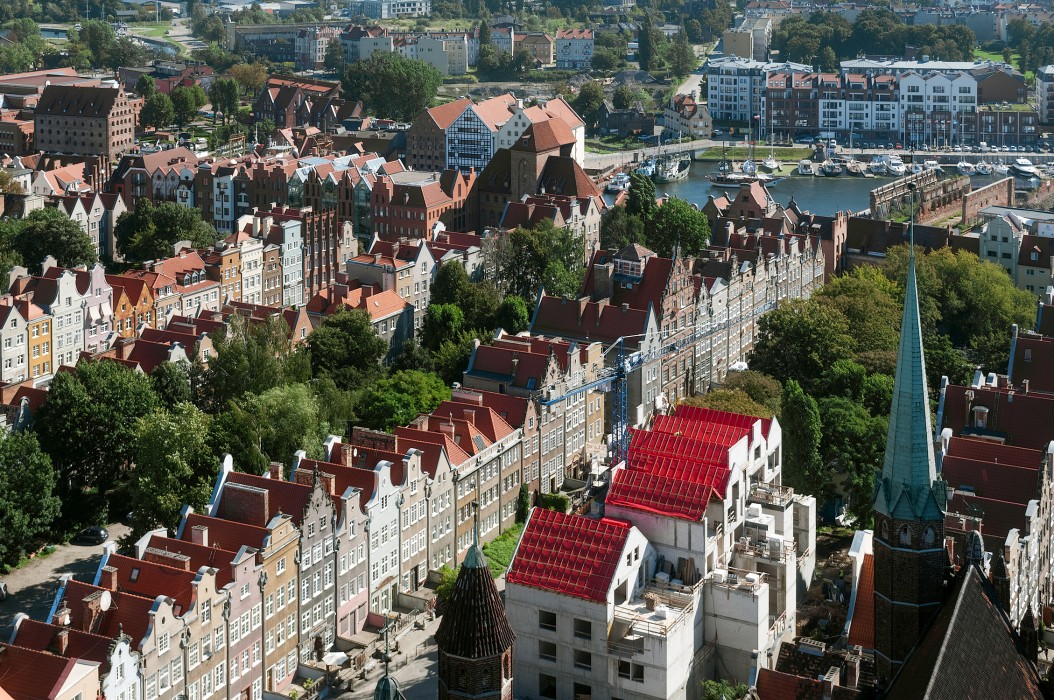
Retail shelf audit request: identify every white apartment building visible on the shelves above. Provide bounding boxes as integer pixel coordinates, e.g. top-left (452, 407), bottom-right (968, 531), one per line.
top-left (706, 57), bottom-right (810, 123)
top-left (506, 405), bottom-right (818, 697)
top-left (1039, 65), bottom-right (1054, 124)
top-left (349, 0), bottom-right (431, 19)
top-left (555, 29), bottom-right (594, 70)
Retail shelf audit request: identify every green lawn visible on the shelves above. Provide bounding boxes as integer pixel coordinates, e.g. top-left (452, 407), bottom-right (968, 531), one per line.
top-left (973, 47), bottom-right (1032, 80)
top-left (481, 522), bottom-right (524, 578)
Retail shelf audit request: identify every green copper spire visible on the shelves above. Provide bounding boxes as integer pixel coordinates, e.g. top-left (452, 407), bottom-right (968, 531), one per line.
top-left (873, 216), bottom-right (945, 521)
top-left (463, 500), bottom-right (486, 569)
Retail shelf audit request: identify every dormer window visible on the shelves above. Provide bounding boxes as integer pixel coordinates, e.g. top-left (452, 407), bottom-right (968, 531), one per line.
top-left (972, 406), bottom-right (989, 429)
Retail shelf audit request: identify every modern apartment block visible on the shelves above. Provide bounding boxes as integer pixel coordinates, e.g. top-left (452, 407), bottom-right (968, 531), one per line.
top-left (507, 405), bottom-right (817, 699)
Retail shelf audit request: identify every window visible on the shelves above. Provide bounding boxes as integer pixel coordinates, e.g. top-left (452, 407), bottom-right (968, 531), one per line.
top-left (538, 640), bottom-right (556, 661)
top-left (158, 632), bottom-right (170, 655)
top-left (573, 618), bottom-right (592, 640)
top-left (538, 609), bottom-right (556, 631)
top-left (573, 650), bottom-right (591, 670)
top-left (618, 660), bottom-right (645, 681)
top-left (539, 673), bottom-right (557, 699)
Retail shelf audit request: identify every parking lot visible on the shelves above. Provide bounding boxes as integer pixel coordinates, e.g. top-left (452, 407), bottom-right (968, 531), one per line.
top-left (0, 523), bottom-right (129, 630)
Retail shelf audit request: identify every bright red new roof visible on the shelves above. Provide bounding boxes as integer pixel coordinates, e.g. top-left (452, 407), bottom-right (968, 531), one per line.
top-left (607, 470), bottom-right (718, 520)
top-left (651, 413), bottom-right (750, 447)
top-left (506, 509), bottom-right (630, 603)
top-left (848, 553), bottom-right (875, 649)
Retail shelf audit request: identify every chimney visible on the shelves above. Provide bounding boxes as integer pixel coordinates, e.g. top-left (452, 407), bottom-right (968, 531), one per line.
top-left (464, 409), bottom-right (475, 426)
top-left (52, 603), bottom-right (71, 627)
top-left (219, 483), bottom-right (271, 527)
top-left (144, 548), bottom-right (192, 571)
top-left (318, 471), bottom-right (336, 497)
top-left (81, 591), bottom-right (104, 634)
top-left (846, 647), bottom-right (862, 688)
top-left (98, 566), bottom-right (118, 591)
top-left (439, 421), bottom-right (455, 439)
top-left (593, 262), bottom-right (613, 301)
top-left (621, 302), bottom-right (629, 313)
top-left (270, 461), bottom-right (284, 480)
top-left (339, 443), bottom-right (354, 466)
top-left (191, 524), bottom-right (208, 547)
top-left (822, 666), bottom-right (839, 700)
top-left (53, 628), bottom-right (70, 656)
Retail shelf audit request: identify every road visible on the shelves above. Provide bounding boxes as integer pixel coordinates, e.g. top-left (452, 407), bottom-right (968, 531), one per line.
top-left (0, 523), bottom-right (130, 630)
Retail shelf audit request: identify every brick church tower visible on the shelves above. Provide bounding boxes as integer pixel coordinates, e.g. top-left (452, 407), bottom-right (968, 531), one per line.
top-left (872, 232), bottom-right (948, 685)
top-left (435, 517), bottom-right (515, 700)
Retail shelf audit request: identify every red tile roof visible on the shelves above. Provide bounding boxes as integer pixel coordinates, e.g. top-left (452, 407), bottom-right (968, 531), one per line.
top-left (847, 553), bottom-right (875, 649)
top-left (223, 471), bottom-right (313, 525)
top-left (942, 455), bottom-right (1039, 505)
top-left (106, 552), bottom-right (197, 615)
top-left (180, 512), bottom-right (269, 551)
top-left (297, 456), bottom-right (380, 510)
top-left (393, 426), bottom-right (472, 467)
top-left (429, 400), bottom-right (516, 443)
top-left (59, 579), bottom-right (155, 643)
top-left (10, 618), bottom-right (115, 668)
top-left (0, 644), bottom-right (91, 700)
top-left (946, 492), bottom-right (1029, 539)
top-left (1011, 334), bottom-right (1054, 393)
top-left (940, 383), bottom-right (1054, 451)
top-left (945, 436), bottom-right (1042, 469)
top-left (532, 295), bottom-right (652, 347)
top-left (450, 387), bottom-right (531, 429)
top-left (507, 509), bottom-right (630, 603)
top-left (145, 534), bottom-right (242, 587)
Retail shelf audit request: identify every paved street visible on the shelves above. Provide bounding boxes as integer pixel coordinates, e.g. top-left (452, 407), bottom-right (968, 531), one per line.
top-left (0, 523), bottom-right (130, 631)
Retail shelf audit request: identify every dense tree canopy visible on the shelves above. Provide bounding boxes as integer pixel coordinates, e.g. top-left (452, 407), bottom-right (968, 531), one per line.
top-left (113, 199), bottom-right (220, 261)
top-left (341, 52), bottom-right (442, 122)
top-left (308, 308), bottom-right (388, 390)
top-left (0, 431), bottom-right (60, 567)
top-left (126, 403), bottom-right (216, 539)
top-left (11, 207), bottom-right (97, 273)
top-left (355, 370), bottom-right (451, 432)
top-left (35, 360), bottom-right (160, 526)
top-left (494, 219), bottom-right (585, 300)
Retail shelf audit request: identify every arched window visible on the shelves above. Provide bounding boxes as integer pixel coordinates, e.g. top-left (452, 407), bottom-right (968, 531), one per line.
top-left (923, 526), bottom-right (937, 547)
top-left (899, 525), bottom-right (912, 546)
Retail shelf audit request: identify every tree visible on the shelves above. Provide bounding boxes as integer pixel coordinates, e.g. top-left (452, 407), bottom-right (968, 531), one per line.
top-left (723, 370), bottom-right (782, 418)
top-left (685, 19), bottom-right (703, 43)
top-left (170, 85), bottom-right (208, 127)
top-left (612, 84), bottom-right (636, 110)
top-left (478, 19), bottom-right (492, 48)
top-left (240, 383), bottom-right (326, 464)
top-left (591, 47), bottom-right (627, 72)
top-left (0, 169), bottom-right (24, 195)
top-left (681, 389), bottom-right (772, 418)
top-left (647, 197), bottom-right (709, 257)
top-left (421, 303), bottom-right (466, 352)
top-left (208, 77), bottom-right (240, 125)
top-left (390, 338), bottom-right (434, 373)
top-left (207, 405), bottom-right (268, 474)
top-left (151, 360), bottom-right (192, 405)
top-left (818, 45), bottom-right (839, 71)
top-left (638, 14), bottom-right (656, 72)
top-left (703, 680), bottom-right (749, 700)
top-left (126, 403), bottom-right (215, 538)
top-left (817, 396), bottom-right (887, 527)
top-left (816, 266), bottom-right (902, 355)
top-left (307, 308), bottom-right (387, 390)
top-left (516, 482), bottom-right (530, 522)
top-left (495, 220), bottom-right (585, 301)
top-left (113, 199), bottom-right (219, 261)
top-left (140, 92), bottom-right (174, 131)
top-left (626, 172), bottom-right (656, 220)
top-left (494, 295), bottom-right (530, 334)
top-left (750, 298), bottom-right (856, 391)
top-left (600, 206), bottom-right (646, 252)
top-left (430, 261), bottom-right (500, 330)
top-left (0, 431), bottom-right (60, 568)
top-left (198, 315), bottom-right (295, 411)
top-left (35, 360), bottom-right (160, 526)
top-left (572, 80), bottom-right (605, 131)
top-left (667, 34), bottom-right (696, 77)
top-left (341, 52), bottom-right (442, 122)
top-left (433, 334), bottom-right (475, 385)
top-left (781, 380), bottom-right (825, 501)
top-left (12, 207), bottom-right (97, 273)
top-left (229, 62), bottom-right (268, 96)
top-left (135, 73), bottom-right (157, 98)
top-left (355, 370), bottom-right (451, 432)
top-left (324, 39), bottom-right (345, 72)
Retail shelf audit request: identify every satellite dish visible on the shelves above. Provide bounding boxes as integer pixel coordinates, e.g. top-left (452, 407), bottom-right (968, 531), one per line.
top-left (100, 590), bottom-right (112, 612)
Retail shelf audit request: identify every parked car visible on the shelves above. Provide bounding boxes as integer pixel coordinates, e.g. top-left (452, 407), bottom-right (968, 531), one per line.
top-left (73, 527), bottom-right (108, 545)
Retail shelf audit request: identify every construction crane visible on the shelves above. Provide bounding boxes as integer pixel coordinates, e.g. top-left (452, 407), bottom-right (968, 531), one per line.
top-left (535, 299), bottom-right (778, 466)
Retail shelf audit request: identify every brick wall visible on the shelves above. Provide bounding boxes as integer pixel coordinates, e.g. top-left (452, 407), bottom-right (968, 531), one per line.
top-left (220, 483), bottom-right (270, 526)
top-left (961, 177), bottom-right (1015, 227)
top-left (438, 649), bottom-right (513, 700)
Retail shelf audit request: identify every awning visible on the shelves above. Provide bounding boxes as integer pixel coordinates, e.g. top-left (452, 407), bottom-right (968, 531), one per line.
top-left (321, 651), bottom-right (349, 667)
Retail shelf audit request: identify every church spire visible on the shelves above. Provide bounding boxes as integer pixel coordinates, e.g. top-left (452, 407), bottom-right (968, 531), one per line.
top-left (873, 204), bottom-right (945, 520)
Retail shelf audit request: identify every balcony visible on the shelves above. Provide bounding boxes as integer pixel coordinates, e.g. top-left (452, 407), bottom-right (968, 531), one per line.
top-left (608, 582), bottom-right (696, 656)
top-left (709, 566), bottom-right (767, 594)
top-left (748, 482), bottom-right (794, 508)
top-left (734, 536), bottom-right (795, 563)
